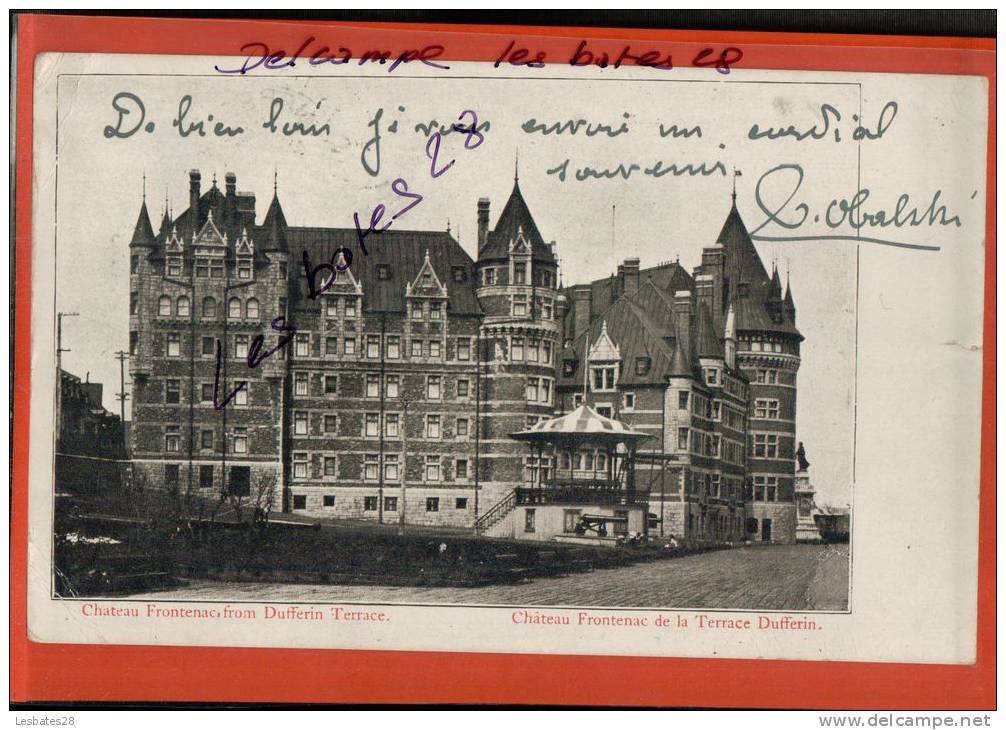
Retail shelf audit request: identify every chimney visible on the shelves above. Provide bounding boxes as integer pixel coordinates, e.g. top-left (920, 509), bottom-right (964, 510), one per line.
top-left (477, 198), bottom-right (490, 251)
top-left (225, 172), bottom-right (236, 197)
top-left (189, 170), bottom-right (201, 212)
top-left (616, 264), bottom-right (625, 299)
top-left (673, 290), bottom-right (693, 361)
top-left (572, 285), bottom-right (593, 338)
top-left (623, 257), bottom-right (640, 296)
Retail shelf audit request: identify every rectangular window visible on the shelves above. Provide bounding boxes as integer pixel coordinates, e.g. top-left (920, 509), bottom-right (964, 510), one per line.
top-left (426, 414), bottom-right (441, 439)
top-left (712, 401), bottom-right (722, 421)
top-left (455, 497), bottom-right (468, 509)
top-left (753, 433), bottom-right (779, 458)
top-left (542, 341), bottom-right (552, 365)
top-left (411, 339), bottom-right (424, 358)
top-left (292, 495), bottom-right (307, 510)
top-left (513, 262), bottom-right (527, 285)
top-left (429, 302), bottom-right (442, 320)
top-left (165, 464), bottom-right (179, 487)
top-left (540, 378), bottom-right (552, 405)
top-left (385, 413), bottom-right (399, 437)
top-left (366, 373), bottom-right (380, 398)
top-left (624, 392), bottom-right (636, 410)
top-left (325, 298), bottom-right (339, 317)
top-left (166, 333), bottom-right (181, 357)
top-left (324, 456), bottom-right (336, 477)
top-left (343, 337), bottom-right (356, 355)
top-left (429, 340), bottom-right (442, 359)
top-left (237, 264), bottom-right (251, 280)
top-left (679, 391), bottom-right (689, 409)
top-left (201, 336), bottom-right (215, 356)
top-left (456, 379), bottom-right (470, 399)
top-left (427, 375), bottom-right (441, 400)
top-left (512, 296), bottom-right (527, 317)
top-left (364, 496), bottom-right (378, 511)
top-left (210, 261), bottom-right (224, 279)
top-left (325, 375), bottom-right (338, 394)
top-left (384, 454), bottom-right (400, 481)
top-left (456, 418), bottom-right (469, 438)
top-left (345, 299), bottom-right (356, 318)
top-left (235, 384), bottom-right (247, 406)
top-left (295, 333), bottom-right (310, 357)
top-left (591, 367), bottom-right (617, 391)
top-left (164, 425), bottom-right (180, 453)
top-left (426, 496), bottom-right (439, 512)
top-left (325, 337), bottom-right (338, 356)
top-left (411, 302), bottom-right (424, 320)
top-left (201, 429), bottom-right (214, 450)
top-left (678, 427), bottom-right (690, 451)
top-left (526, 340), bottom-right (539, 363)
top-left (511, 337), bottom-right (524, 362)
top-left (524, 508), bottom-right (536, 532)
top-left (324, 415), bottom-right (338, 434)
top-left (165, 380), bottom-right (181, 404)
top-left (564, 510), bottom-right (580, 534)
top-left (323, 494), bottom-right (336, 507)
top-left (526, 377), bottom-right (539, 402)
top-left (705, 368), bottom-right (720, 386)
top-left (384, 496), bottom-right (398, 512)
top-left (386, 336), bottom-right (400, 359)
top-left (483, 268), bottom-right (495, 286)
top-left (294, 411), bottom-right (308, 435)
top-left (425, 456), bottom-right (441, 483)
top-left (573, 393), bottom-right (584, 408)
top-left (385, 375), bottom-right (399, 398)
top-left (233, 427), bottom-right (248, 454)
top-left (235, 335), bottom-right (249, 359)
top-left (295, 372), bottom-right (308, 396)
top-left (130, 331), bottom-right (139, 356)
top-left (542, 298), bottom-right (553, 320)
top-left (199, 465), bottom-right (214, 489)
top-left (455, 459), bottom-right (468, 480)
top-left (364, 454), bottom-right (379, 481)
top-left (365, 413), bottom-right (380, 437)
top-left (755, 399), bottom-right (780, 419)
top-left (456, 337), bottom-right (471, 361)
top-left (366, 335), bottom-right (380, 359)
top-left (131, 255), bottom-right (139, 274)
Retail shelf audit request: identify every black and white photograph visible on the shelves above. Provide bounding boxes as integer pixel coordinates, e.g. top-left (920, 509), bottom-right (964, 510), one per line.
top-left (26, 48), bottom-right (985, 664)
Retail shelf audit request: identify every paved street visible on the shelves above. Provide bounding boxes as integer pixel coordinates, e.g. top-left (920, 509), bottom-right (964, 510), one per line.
top-left (136, 543), bottom-right (849, 611)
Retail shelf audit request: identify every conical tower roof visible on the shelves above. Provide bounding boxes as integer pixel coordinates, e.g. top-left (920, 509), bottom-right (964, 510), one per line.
top-left (694, 303), bottom-right (724, 358)
top-left (129, 200), bottom-right (156, 248)
top-left (480, 178), bottom-right (555, 263)
top-left (261, 192), bottom-right (289, 252)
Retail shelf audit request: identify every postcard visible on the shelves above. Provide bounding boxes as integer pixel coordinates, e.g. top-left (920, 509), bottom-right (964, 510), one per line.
top-left (14, 17), bottom-right (992, 698)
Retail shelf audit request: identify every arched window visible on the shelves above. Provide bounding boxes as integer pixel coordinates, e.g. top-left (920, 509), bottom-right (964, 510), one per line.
top-left (245, 298), bottom-right (260, 320)
top-left (202, 296), bottom-right (217, 319)
top-left (158, 295), bottom-right (172, 317)
top-left (228, 298), bottom-right (242, 319)
top-left (177, 296), bottom-right (190, 317)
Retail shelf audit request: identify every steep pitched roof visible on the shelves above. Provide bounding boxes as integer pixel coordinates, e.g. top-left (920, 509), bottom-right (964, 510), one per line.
top-left (694, 302), bottom-right (724, 358)
top-left (290, 228), bottom-right (480, 316)
top-left (480, 180), bottom-right (556, 263)
top-left (716, 201), bottom-right (800, 337)
top-left (260, 193), bottom-right (289, 252)
top-left (129, 201), bottom-right (156, 248)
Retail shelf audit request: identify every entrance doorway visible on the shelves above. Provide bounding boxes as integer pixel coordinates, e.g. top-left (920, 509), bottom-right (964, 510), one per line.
top-left (761, 518), bottom-right (772, 542)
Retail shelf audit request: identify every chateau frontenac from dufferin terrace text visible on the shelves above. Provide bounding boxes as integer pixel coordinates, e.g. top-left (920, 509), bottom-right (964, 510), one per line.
top-left (127, 166), bottom-right (802, 544)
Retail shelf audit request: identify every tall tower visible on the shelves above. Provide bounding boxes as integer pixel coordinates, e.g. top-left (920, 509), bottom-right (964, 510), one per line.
top-left (694, 197), bottom-right (802, 543)
top-left (128, 170), bottom-right (286, 509)
top-left (473, 170), bottom-right (562, 512)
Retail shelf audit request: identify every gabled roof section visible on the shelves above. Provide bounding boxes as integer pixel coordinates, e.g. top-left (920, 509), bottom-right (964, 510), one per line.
top-left (129, 201), bottom-right (156, 248)
top-left (407, 249), bottom-right (448, 298)
top-left (290, 228), bottom-right (480, 316)
top-left (194, 210), bottom-right (227, 247)
top-left (480, 180), bottom-right (556, 263)
top-left (588, 321), bottom-right (621, 362)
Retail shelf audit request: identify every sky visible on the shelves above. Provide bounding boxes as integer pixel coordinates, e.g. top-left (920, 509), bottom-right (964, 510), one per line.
top-left (46, 58), bottom-right (985, 509)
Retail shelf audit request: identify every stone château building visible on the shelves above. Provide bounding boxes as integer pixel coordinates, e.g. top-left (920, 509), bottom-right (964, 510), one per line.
top-left (127, 169), bottom-right (801, 542)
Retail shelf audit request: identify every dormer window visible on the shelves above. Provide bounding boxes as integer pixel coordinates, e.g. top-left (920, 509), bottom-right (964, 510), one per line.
top-left (563, 359), bottom-right (577, 377)
top-left (237, 262), bottom-right (252, 279)
top-left (705, 368), bottom-right (720, 386)
top-left (635, 357), bottom-right (651, 376)
top-left (195, 258), bottom-right (209, 278)
top-left (452, 266), bottom-right (467, 283)
top-left (167, 259), bottom-right (182, 277)
top-left (591, 366), bottom-right (618, 392)
top-left (513, 262), bottom-right (527, 285)
top-left (483, 268), bottom-right (495, 286)
top-left (542, 270), bottom-right (553, 288)
top-left (411, 302), bottom-right (424, 320)
top-left (325, 298), bottom-right (339, 317)
top-left (738, 282), bottom-right (750, 298)
top-left (430, 302), bottom-right (442, 320)
top-left (345, 299), bottom-right (357, 318)
top-left (376, 264), bottom-right (391, 280)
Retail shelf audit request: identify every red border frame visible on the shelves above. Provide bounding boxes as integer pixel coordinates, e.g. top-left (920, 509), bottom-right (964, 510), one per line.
top-left (10, 14), bottom-right (996, 707)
